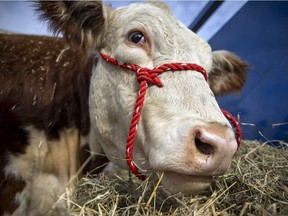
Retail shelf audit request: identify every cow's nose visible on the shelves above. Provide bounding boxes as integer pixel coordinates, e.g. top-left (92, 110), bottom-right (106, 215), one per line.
top-left (188, 123), bottom-right (238, 176)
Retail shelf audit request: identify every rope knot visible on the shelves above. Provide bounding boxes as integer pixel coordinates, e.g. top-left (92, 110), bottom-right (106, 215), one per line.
top-left (136, 68), bottom-right (163, 87)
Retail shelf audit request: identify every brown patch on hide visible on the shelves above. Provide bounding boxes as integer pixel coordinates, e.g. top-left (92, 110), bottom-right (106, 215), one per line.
top-left (0, 176), bottom-right (26, 215)
top-left (208, 51), bottom-right (249, 96)
top-left (0, 33), bottom-right (93, 140)
top-left (0, 33), bottom-right (94, 210)
top-left (0, 104), bottom-right (29, 209)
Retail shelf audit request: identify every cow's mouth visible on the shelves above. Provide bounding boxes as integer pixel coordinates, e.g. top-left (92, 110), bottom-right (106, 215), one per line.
top-left (159, 171), bottom-right (213, 194)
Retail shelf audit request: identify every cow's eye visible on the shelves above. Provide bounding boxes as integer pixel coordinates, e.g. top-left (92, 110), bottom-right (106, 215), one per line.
top-left (128, 32), bottom-right (145, 44)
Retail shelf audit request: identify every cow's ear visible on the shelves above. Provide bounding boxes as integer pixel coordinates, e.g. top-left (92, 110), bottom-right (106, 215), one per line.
top-left (208, 50), bottom-right (249, 96)
top-left (36, 1), bottom-right (109, 50)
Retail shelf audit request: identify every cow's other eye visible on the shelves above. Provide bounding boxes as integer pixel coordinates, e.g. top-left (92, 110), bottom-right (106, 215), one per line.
top-left (128, 32), bottom-right (145, 44)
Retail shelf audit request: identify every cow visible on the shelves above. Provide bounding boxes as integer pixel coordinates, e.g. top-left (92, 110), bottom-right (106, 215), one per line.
top-left (0, 1), bottom-right (248, 215)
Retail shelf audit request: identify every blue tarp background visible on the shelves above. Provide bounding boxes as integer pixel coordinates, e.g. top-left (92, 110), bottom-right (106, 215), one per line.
top-left (210, 1), bottom-right (288, 143)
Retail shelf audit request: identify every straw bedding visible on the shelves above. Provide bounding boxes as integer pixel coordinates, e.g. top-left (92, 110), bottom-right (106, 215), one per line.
top-left (52, 140), bottom-right (288, 216)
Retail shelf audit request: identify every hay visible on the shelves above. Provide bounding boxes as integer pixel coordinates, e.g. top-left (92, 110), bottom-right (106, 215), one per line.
top-left (54, 140), bottom-right (288, 216)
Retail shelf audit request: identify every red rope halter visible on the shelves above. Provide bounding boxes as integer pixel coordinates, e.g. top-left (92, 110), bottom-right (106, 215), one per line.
top-left (100, 52), bottom-right (241, 180)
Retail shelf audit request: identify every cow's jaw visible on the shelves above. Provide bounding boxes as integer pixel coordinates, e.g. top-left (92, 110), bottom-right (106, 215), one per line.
top-left (161, 172), bottom-right (213, 193)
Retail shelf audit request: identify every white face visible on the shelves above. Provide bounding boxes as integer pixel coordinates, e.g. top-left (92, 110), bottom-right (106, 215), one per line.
top-left (89, 2), bottom-right (238, 193)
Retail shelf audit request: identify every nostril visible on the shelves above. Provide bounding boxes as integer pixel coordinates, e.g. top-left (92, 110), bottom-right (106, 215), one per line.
top-left (188, 125), bottom-right (238, 175)
top-left (195, 138), bottom-right (214, 156)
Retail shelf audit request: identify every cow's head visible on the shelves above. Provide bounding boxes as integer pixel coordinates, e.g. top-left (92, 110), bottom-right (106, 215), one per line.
top-left (38, 1), bottom-right (248, 193)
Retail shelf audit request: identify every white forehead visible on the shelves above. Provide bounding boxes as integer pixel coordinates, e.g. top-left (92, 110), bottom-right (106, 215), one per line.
top-left (113, 3), bottom-right (189, 36)
top-left (119, 3), bottom-right (171, 18)
top-left (108, 2), bottom-right (212, 70)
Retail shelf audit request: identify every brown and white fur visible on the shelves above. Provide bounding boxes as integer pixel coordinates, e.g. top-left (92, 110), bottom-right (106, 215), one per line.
top-left (0, 1), bottom-right (248, 215)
